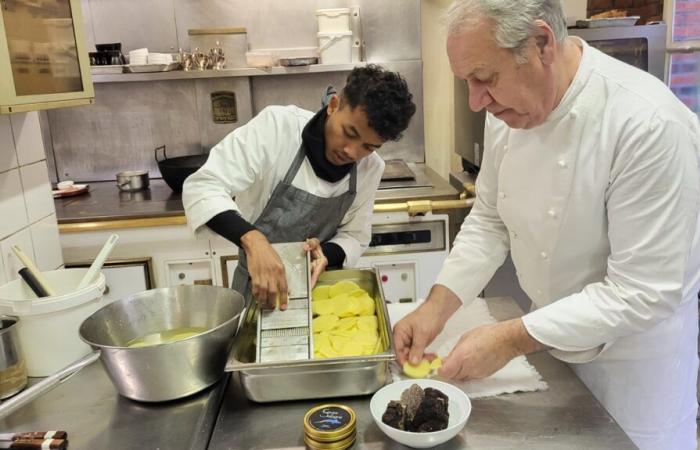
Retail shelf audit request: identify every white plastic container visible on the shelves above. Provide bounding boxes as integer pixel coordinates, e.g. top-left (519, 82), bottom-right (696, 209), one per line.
top-left (317, 31), bottom-right (353, 65)
top-left (316, 8), bottom-right (351, 32)
top-left (246, 47), bottom-right (319, 68)
top-left (0, 269), bottom-right (106, 376)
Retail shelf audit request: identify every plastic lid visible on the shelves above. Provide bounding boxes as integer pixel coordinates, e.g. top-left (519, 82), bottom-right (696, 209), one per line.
top-left (317, 31), bottom-right (353, 37)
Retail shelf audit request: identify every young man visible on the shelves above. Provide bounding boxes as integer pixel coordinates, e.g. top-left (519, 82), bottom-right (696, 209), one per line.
top-left (183, 65), bottom-right (416, 310)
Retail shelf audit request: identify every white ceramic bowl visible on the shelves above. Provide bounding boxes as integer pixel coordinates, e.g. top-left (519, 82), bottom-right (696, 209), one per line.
top-left (370, 379), bottom-right (471, 448)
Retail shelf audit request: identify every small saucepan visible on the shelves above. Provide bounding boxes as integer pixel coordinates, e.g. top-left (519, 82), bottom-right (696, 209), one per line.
top-left (0, 285), bottom-right (245, 419)
top-left (116, 170), bottom-right (149, 191)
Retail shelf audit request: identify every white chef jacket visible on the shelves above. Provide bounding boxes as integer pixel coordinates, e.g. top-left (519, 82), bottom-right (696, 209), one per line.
top-left (182, 105), bottom-right (385, 267)
top-left (436, 38), bottom-right (700, 448)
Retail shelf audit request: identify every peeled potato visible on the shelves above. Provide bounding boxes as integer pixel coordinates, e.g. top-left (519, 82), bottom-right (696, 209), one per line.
top-left (313, 333), bottom-right (331, 353)
top-left (338, 341), bottom-right (364, 357)
top-left (358, 296), bottom-right (375, 316)
top-left (430, 357), bottom-right (443, 370)
top-left (329, 280), bottom-right (360, 298)
top-left (348, 289), bottom-right (367, 298)
top-left (337, 317), bottom-right (358, 331)
top-left (313, 314), bottom-right (339, 332)
top-left (403, 359), bottom-right (432, 379)
top-left (312, 285), bottom-right (331, 301)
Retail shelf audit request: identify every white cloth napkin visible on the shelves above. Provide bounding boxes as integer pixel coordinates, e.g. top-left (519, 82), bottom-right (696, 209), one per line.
top-left (387, 298), bottom-right (548, 398)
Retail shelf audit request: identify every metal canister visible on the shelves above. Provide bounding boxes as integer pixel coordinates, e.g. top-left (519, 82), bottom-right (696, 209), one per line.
top-left (0, 316), bottom-right (28, 399)
top-left (303, 404), bottom-right (356, 449)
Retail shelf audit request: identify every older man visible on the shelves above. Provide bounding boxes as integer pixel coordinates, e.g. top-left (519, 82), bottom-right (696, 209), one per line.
top-left (393, 1), bottom-right (700, 448)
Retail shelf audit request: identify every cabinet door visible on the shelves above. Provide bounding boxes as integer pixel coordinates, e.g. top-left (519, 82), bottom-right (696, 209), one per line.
top-left (101, 263), bottom-right (150, 304)
top-left (164, 258), bottom-right (215, 287)
top-left (0, 0), bottom-right (94, 113)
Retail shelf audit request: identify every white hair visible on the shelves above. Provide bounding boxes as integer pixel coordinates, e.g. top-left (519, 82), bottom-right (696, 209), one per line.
top-left (443, 0), bottom-right (568, 63)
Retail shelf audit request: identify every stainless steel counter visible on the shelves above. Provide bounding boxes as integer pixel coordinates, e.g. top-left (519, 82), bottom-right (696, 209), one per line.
top-left (0, 297), bottom-right (633, 449)
top-left (209, 297), bottom-right (635, 449)
top-left (0, 363), bottom-right (227, 450)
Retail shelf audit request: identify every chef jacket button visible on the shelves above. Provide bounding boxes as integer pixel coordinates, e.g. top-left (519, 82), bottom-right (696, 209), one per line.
top-left (499, 192), bottom-right (506, 199)
top-left (540, 252), bottom-right (548, 260)
top-left (557, 159), bottom-right (567, 168)
top-left (547, 209), bottom-right (557, 218)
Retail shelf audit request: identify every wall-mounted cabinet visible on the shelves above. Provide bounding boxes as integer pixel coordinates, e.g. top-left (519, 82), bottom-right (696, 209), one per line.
top-left (0, 0), bottom-right (94, 113)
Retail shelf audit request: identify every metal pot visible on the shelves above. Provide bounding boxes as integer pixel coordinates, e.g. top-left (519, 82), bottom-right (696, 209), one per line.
top-left (116, 170), bottom-right (150, 191)
top-left (0, 316), bottom-right (27, 399)
top-left (155, 145), bottom-right (208, 193)
top-left (0, 286), bottom-right (245, 419)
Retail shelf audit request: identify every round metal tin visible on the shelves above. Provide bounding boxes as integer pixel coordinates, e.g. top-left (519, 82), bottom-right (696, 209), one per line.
top-left (303, 404), bottom-right (356, 441)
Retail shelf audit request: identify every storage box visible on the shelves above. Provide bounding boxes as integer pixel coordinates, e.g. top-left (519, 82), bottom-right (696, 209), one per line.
top-left (318, 31), bottom-right (353, 64)
top-left (227, 268), bottom-right (395, 402)
top-left (316, 8), bottom-right (351, 32)
top-left (188, 27), bottom-right (247, 68)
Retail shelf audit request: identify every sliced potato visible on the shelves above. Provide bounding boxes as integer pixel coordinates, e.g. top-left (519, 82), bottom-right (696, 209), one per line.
top-left (357, 316), bottom-right (378, 332)
top-left (348, 288), bottom-right (368, 297)
top-left (312, 314), bottom-right (339, 332)
top-left (312, 299), bottom-right (335, 316)
top-left (358, 295), bottom-right (375, 316)
top-left (337, 317), bottom-right (358, 331)
top-left (338, 341), bottom-right (364, 357)
top-left (403, 359), bottom-right (432, 379)
top-left (430, 357), bottom-right (443, 370)
top-left (329, 280), bottom-right (360, 298)
top-left (312, 285), bottom-right (331, 301)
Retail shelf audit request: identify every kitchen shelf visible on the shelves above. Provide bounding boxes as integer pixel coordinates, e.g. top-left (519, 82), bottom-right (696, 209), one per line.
top-left (91, 61), bottom-right (382, 83)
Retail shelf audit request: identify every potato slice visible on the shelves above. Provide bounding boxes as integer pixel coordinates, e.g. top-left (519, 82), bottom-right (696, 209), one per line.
top-left (358, 295), bottom-right (375, 316)
top-left (318, 341), bottom-right (338, 358)
top-left (337, 317), bottom-right (358, 331)
top-left (329, 280), bottom-right (360, 298)
top-left (338, 341), bottom-right (364, 357)
top-left (312, 300), bottom-right (335, 316)
top-left (403, 359), bottom-right (432, 379)
top-left (430, 357), bottom-right (443, 370)
top-left (331, 335), bottom-right (351, 352)
top-left (357, 316), bottom-right (378, 332)
top-left (312, 314), bottom-right (339, 332)
top-left (348, 288), bottom-right (368, 297)
top-left (312, 285), bottom-right (331, 301)
top-left (313, 333), bottom-right (331, 353)
top-left (335, 297), bottom-right (360, 318)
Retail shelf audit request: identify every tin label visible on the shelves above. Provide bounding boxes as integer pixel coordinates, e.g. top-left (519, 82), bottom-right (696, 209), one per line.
top-left (308, 407), bottom-right (352, 431)
top-left (211, 91), bottom-right (237, 123)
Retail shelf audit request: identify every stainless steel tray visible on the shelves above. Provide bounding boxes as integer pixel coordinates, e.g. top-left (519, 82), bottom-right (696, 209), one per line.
top-left (575, 16), bottom-right (639, 28)
top-left (126, 62), bottom-right (181, 73)
top-left (226, 268), bottom-right (396, 402)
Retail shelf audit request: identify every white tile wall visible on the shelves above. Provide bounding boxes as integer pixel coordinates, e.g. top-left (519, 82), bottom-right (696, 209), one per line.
top-left (30, 214), bottom-right (63, 271)
top-left (20, 160), bottom-right (55, 223)
top-left (10, 112), bottom-right (46, 166)
top-left (0, 228), bottom-right (35, 282)
top-left (0, 111), bottom-right (63, 284)
top-left (0, 169), bottom-right (29, 240)
top-left (0, 116), bottom-right (17, 173)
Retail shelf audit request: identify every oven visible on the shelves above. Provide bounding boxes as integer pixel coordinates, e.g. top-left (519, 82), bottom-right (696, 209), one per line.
top-left (357, 212), bottom-right (449, 303)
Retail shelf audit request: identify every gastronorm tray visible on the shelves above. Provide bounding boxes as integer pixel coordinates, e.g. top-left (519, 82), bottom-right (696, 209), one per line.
top-left (226, 268), bottom-right (395, 402)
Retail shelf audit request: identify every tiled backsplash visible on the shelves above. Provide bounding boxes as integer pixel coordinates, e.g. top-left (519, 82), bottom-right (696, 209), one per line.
top-left (0, 112), bottom-right (63, 286)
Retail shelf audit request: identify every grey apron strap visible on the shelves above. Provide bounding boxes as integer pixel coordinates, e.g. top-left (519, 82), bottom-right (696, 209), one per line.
top-left (282, 145), bottom-right (307, 184)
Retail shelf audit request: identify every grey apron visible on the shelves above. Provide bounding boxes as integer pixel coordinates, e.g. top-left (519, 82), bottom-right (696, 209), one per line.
top-left (231, 144), bottom-right (357, 303)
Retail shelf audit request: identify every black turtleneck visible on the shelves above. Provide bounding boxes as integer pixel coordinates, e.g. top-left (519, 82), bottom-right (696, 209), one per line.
top-left (205, 107), bottom-right (348, 268)
top-left (302, 107), bottom-right (354, 183)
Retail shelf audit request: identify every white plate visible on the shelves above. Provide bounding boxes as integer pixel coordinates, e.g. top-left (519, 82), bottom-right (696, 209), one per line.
top-left (369, 379), bottom-right (471, 448)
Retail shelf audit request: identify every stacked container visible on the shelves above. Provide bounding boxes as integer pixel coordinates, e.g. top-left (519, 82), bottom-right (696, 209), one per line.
top-left (316, 8), bottom-right (353, 64)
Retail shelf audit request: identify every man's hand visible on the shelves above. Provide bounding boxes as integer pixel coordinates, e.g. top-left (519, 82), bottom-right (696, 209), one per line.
top-left (240, 230), bottom-right (288, 310)
top-left (303, 238), bottom-right (328, 288)
top-left (393, 285), bottom-right (462, 366)
top-left (439, 318), bottom-right (547, 380)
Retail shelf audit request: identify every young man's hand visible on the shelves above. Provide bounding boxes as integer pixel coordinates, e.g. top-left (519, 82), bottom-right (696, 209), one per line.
top-left (240, 230), bottom-right (288, 310)
top-left (304, 237), bottom-right (328, 289)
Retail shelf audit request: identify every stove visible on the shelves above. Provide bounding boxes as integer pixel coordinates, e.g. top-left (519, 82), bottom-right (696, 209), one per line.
top-left (379, 160), bottom-right (433, 190)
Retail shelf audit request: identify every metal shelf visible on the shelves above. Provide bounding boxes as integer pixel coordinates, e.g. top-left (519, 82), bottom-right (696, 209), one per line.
top-left (91, 61), bottom-right (374, 83)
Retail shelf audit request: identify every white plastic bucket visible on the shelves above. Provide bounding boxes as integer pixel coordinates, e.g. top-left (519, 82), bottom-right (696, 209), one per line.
top-left (0, 269), bottom-right (106, 376)
top-left (317, 31), bottom-right (353, 65)
top-left (316, 8), bottom-right (351, 33)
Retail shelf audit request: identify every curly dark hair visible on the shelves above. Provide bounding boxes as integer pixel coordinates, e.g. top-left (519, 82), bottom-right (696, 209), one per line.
top-left (341, 64), bottom-right (416, 141)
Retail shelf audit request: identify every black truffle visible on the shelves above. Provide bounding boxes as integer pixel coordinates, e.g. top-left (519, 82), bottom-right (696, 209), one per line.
top-left (381, 400), bottom-right (406, 429)
top-left (382, 384), bottom-right (450, 433)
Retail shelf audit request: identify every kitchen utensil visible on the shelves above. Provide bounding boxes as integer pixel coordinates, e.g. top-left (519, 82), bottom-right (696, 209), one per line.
top-left (10, 246), bottom-right (55, 297)
top-left (279, 56), bottom-right (318, 66)
top-left (76, 234), bottom-right (119, 290)
top-left (0, 316), bottom-right (28, 400)
top-left (0, 285), bottom-right (244, 419)
top-left (52, 183), bottom-right (89, 198)
top-left (116, 170), bottom-right (149, 191)
top-left (369, 379), bottom-right (471, 448)
top-left (17, 268), bottom-right (49, 298)
top-left (188, 27), bottom-right (247, 68)
top-left (154, 145), bottom-right (208, 193)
